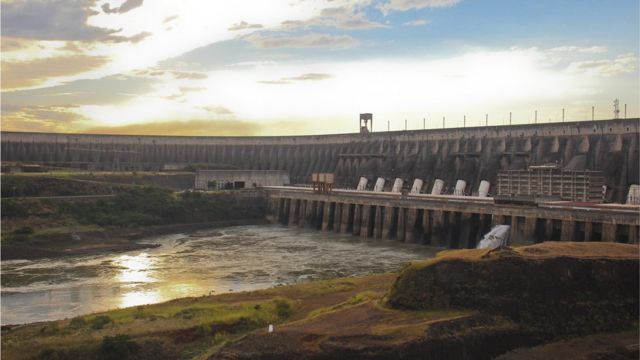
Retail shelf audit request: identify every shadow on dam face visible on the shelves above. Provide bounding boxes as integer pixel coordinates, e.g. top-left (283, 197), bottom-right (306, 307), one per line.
top-left (2, 119), bottom-right (638, 203)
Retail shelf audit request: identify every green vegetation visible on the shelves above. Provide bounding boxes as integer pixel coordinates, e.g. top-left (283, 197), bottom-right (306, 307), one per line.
top-left (64, 187), bottom-right (265, 227)
top-left (2, 187), bottom-right (264, 228)
top-left (98, 334), bottom-right (140, 360)
top-left (1, 274), bottom-right (395, 360)
top-left (90, 315), bottom-right (113, 330)
top-left (1, 171), bottom-right (197, 198)
top-left (1, 174), bottom-right (129, 197)
top-left (1, 187), bottom-right (265, 245)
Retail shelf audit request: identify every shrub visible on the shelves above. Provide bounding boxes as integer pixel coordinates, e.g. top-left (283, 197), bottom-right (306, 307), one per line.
top-left (98, 334), bottom-right (139, 360)
top-left (69, 317), bottom-right (86, 328)
top-left (90, 315), bottom-right (113, 330)
top-left (274, 299), bottom-right (292, 318)
top-left (1, 199), bottom-right (30, 218)
top-left (13, 226), bottom-right (34, 235)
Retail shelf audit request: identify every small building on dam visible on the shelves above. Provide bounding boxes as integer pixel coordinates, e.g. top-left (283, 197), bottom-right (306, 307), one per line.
top-left (195, 170), bottom-right (290, 190)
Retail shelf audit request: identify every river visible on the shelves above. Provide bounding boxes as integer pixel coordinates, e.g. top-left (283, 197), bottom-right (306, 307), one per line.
top-left (1, 225), bottom-right (440, 325)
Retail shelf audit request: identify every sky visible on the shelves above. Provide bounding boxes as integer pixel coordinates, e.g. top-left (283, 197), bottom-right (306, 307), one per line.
top-left (1, 0), bottom-right (638, 136)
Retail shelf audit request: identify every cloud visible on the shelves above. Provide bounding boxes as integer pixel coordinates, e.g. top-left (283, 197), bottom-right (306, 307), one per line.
top-left (1, 0), bottom-right (116, 41)
top-left (2, 74), bottom-right (157, 107)
top-left (287, 73), bottom-right (332, 81)
top-left (379, 0), bottom-right (461, 14)
top-left (162, 15), bottom-right (178, 24)
top-left (566, 53), bottom-right (637, 77)
top-left (134, 69), bottom-right (208, 80)
top-left (81, 119), bottom-right (303, 136)
top-left (2, 55), bottom-right (110, 89)
top-left (281, 6), bottom-right (385, 30)
top-left (1, 0), bottom-right (354, 89)
top-left (259, 72), bottom-right (333, 84)
top-left (244, 32), bottom-right (358, 49)
top-left (228, 21), bottom-right (264, 31)
top-left (172, 71), bottom-right (208, 80)
top-left (549, 46), bottom-right (608, 54)
top-left (105, 31), bottom-right (152, 43)
top-left (336, 17), bottom-right (385, 29)
top-left (402, 19), bottom-right (429, 26)
top-left (1, 104), bottom-right (89, 132)
top-left (101, 0), bottom-right (144, 14)
top-left (202, 106), bottom-right (234, 115)
top-left (1, 37), bottom-right (29, 51)
top-left (258, 80), bottom-right (291, 85)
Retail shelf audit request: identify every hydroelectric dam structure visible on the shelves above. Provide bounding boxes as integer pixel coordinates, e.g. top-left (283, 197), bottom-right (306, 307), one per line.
top-left (2, 118), bottom-right (639, 246)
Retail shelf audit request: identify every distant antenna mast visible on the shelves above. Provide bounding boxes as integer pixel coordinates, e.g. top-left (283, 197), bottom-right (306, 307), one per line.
top-left (613, 99), bottom-right (620, 119)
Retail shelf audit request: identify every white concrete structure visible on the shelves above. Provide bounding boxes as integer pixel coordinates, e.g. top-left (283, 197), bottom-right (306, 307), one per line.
top-left (356, 177), bottom-right (369, 191)
top-left (477, 225), bottom-right (511, 249)
top-left (195, 170), bottom-right (289, 190)
top-left (478, 180), bottom-right (491, 197)
top-left (627, 184), bottom-right (640, 205)
top-left (410, 179), bottom-right (424, 194)
top-left (454, 180), bottom-right (467, 196)
top-left (391, 178), bottom-right (404, 193)
top-left (373, 177), bottom-right (386, 192)
top-left (431, 179), bottom-right (444, 195)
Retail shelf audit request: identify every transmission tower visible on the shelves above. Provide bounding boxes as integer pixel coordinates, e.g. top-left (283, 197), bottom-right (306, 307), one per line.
top-left (613, 99), bottom-right (620, 119)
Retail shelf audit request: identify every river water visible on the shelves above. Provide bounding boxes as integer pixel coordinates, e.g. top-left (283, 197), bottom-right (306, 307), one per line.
top-left (1, 225), bottom-right (440, 325)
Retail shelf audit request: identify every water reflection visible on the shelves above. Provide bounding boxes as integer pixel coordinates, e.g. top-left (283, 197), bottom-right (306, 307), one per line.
top-left (1, 226), bottom-right (440, 325)
top-left (114, 253), bottom-right (156, 285)
top-left (120, 290), bottom-right (160, 308)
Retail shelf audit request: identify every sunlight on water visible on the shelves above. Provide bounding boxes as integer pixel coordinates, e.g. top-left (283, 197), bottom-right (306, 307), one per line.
top-left (114, 253), bottom-right (157, 285)
top-left (1, 225), bottom-right (440, 325)
top-left (120, 290), bottom-right (161, 308)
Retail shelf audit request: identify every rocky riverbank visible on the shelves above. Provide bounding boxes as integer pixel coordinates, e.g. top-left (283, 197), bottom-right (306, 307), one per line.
top-left (1, 242), bottom-right (637, 360)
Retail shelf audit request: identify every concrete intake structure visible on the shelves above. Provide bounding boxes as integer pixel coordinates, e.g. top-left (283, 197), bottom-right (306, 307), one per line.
top-left (266, 187), bottom-right (640, 247)
top-left (2, 119), bottom-right (639, 203)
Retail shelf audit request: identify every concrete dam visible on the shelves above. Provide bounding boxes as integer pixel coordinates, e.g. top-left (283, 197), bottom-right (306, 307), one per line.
top-left (3, 118), bottom-right (639, 247)
top-left (2, 119), bottom-right (639, 203)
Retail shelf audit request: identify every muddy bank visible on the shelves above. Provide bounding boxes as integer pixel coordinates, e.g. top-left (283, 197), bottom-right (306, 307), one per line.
top-left (1, 219), bottom-right (267, 260)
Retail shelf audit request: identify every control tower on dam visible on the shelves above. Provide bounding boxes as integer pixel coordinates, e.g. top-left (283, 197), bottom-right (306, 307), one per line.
top-left (2, 118), bottom-right (638, 203)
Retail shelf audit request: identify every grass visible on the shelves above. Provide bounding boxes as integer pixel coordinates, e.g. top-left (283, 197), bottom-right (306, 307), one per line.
top-left (2, 297), bottom-right (292, 360)
top-left (307, 291), bottom-right (378, 319)
top-left (0, 275), bottom-right (391, 360)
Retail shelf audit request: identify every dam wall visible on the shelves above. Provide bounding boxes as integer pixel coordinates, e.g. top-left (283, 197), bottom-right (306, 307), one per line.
top-left (2, 119), bottom-right (639, 203)
top-left (264, 187), bottom-right (640, 247)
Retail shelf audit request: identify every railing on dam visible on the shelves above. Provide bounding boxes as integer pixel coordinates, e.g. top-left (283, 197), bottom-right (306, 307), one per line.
top-left (263, 186), bottom-right (640, 248)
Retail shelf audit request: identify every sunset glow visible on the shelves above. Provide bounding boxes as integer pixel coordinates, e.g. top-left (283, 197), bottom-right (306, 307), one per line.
top-left (2, 0), bottom-right (638, 135)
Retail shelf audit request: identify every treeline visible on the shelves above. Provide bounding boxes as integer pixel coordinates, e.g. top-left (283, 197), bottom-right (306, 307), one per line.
top-left (2, 187), bottom-right (265, 228)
